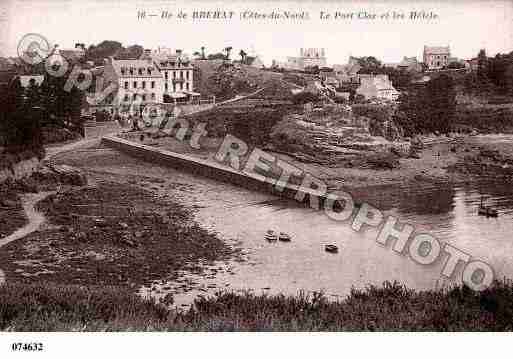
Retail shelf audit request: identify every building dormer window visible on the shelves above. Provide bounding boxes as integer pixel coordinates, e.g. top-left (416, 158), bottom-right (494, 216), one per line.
top-left (121, 68), bottom-right (126, 75)
top-left (129, 68), bottom-right (134, 75)
top-left (148, 68), bottom-right (152, 75)
top-left (138, 68), bottom-right (143, 75)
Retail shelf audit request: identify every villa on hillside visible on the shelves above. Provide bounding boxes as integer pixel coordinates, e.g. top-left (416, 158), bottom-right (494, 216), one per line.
top-left (423, 45), bottom-right (451, 70)
top-left (103, 57), bottom-right (164, 104)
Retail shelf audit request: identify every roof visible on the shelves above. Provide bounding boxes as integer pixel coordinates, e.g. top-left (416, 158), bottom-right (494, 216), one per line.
top-left (110, 59), bottom-right (163, 78)
top-left (141, 52), bottom-right (192, 69)
top-left (424, 46), bottom-right (450, 55)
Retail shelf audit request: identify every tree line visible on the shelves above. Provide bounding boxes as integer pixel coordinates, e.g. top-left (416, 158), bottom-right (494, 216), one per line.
top-left (0, 67), bottom-right (85, 153)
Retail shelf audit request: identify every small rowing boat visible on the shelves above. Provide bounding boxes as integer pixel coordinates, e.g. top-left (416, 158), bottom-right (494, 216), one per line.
top-left (265, 230), bottom-right (278, 241)
top-left (325, 244), bottom-right (338, 253)
top-left (278, 232), bottom-right (291, 242)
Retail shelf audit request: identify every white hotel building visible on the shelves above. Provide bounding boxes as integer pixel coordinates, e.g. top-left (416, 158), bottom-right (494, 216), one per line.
top-left (92, 49), bottom-right (200, 116)
top-left (102, 58), bottom-right (164, 105)
top-left (140, 48), bottom-right (199, 103)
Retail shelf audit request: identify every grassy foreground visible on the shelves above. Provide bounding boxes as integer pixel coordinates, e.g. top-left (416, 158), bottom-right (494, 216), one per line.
top-left (1, 280), bottom-right (513, 331)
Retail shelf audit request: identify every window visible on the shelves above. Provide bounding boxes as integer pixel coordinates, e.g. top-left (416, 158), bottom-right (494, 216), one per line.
top-left (165, 83), bottom-right (168, 91)
top-left (151, 81), bottom-right (155, 89)
top-left (133, 93), bottom-right (137, 100)
top-left (124, 94), bottom-right (129, 101)
top-left (124, 81), bottom-right (128, 89)
top-left (138, 68), bottom-right (143, 75)
top-left (179, 83), bottom-right (183, 90)
top-left (165, 72), bottom-right (168, 79)
top-left (129, 69), bottom-right (134, 75)
top-left (186, 83), bottom-right (189, 91)
top-left (133, 81), bottom-right (137, 88)
top-left (186, 71), bottom-right (189, 80)
top-left (151, 93), bottom-right (155, 100)
top-left (180, 71), bottom-right (183, 79)
top-left (173, 71), bottom-right (176, 79)
top-left (142, 94), bottom-right (146, 101)
top-left (142, 81), bottom-right (146, 89)
top-left (121, 68), bottom-right (126, 75)
top-left (148, 68), bottom-right (152, 75)
top-left (173, 84), bottom-right (176, 92)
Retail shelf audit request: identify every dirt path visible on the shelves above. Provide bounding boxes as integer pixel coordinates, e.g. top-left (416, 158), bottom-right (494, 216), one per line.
top-left (0, 191), bottom-right (53, 284)
top-left (0, 122), bottom-right (122, 285)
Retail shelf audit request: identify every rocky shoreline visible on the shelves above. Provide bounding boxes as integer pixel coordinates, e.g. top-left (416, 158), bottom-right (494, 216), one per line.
top-left (0, 181), bottom-right (240, 292)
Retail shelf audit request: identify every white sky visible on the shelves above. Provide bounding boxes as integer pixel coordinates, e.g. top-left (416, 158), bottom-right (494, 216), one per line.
top-left (1, 0), bottom-right (512, 66)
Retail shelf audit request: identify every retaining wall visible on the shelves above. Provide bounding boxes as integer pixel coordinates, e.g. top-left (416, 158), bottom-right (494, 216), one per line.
top-left (101, 135), bottom-right (331, 206)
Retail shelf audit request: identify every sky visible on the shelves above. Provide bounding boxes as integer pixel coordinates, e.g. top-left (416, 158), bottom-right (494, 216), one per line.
top-left (1, 0), bottom-right (512, 66)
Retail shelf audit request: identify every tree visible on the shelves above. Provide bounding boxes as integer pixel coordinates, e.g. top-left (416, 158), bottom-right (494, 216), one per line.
top-left (504, 64), bottom-right (513, 96)
top-left (476, 49), bottom-right (493, 93)
top-left (395, 74), bottom-right (455, 135)
top-left (116, 45), bottom-right (144, 59)
top-left (426, 74), bottom-right (456, 133)
top-left (355, 56), bottom-right (383, 74)
top-left (0, 77), bottom-right (43, 153)
top-left (239, 49), bottom-right (247, 63)
top-left (85, 40), bottom-right (123, 65)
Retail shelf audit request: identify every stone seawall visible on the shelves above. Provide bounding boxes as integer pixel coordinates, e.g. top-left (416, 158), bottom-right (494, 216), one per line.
top-left (101, 136), bottom-right (331, 206)
top-left (0, 157), bottom-right (41, 184)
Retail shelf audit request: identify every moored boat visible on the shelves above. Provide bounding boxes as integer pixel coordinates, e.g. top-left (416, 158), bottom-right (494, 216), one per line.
top-left (278, 232), bottom-right (291, 242)
top-left (265, 230), bottom-right (278, 241)
top-left (325, 244), bottom-right (338, 253)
